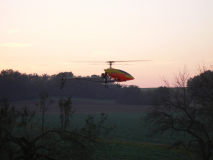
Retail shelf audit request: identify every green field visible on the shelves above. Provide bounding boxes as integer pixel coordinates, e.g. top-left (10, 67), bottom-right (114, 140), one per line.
top-left (50, 96), bottom-right (115, 103)
top-left (12, 97), bottom-right (193, 159)
top-left (140, 88), bottom-right (157, 92)
top-left (43, 113), bottom-right (192, 160)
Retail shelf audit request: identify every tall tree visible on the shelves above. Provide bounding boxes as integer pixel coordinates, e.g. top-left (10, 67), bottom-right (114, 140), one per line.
top-left (144, 66), bottom-right (213, 160)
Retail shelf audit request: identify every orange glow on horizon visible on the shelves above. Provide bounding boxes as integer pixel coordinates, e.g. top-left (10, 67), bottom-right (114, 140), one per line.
top-left (1, 0), bottom-right (213, 88)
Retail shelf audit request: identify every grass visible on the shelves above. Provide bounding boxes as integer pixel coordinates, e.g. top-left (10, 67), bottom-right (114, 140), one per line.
top-left (43, 113), bottom-right (192, 160)
top-left (140, 88), bottom-right (157, 92)
top-left (97, 142), bottom-right (189, 160)
top-left (13, 97), bottom-right (193, 160)
top-left (50, 96), bottom-right (115, 103)
top-left (11, 96), bottom-right (115, 104)
top-left (72, 97), bottom-right (115, 103)
top-left (57, 113), bottom-right (189, 144)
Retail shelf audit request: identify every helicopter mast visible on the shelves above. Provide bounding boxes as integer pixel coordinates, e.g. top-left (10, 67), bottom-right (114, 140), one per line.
top-left (108, 61), bottom-right (113, 68)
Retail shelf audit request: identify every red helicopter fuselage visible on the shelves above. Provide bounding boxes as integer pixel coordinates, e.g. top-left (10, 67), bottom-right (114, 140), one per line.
top-left (104, 68), bottom-right (134, 82)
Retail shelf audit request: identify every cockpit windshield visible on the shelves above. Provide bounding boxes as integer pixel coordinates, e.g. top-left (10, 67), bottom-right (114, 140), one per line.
top-left (118, 69), bottom-right (132, 76)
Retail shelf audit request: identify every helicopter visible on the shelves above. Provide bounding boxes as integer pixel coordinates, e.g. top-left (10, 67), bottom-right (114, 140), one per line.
top-left (60, 60), bottom-right (151, 89)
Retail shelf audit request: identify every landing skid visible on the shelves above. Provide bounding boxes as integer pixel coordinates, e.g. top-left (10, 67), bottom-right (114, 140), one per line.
top-left (103, 82), bottom-right (121, 88)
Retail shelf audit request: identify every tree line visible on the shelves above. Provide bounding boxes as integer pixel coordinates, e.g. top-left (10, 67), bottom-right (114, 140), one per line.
top-left (0, 69), bottom-right (167, 105)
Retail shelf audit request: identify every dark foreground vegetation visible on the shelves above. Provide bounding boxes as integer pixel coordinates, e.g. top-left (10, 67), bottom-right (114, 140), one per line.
top-left (144, 66), bottom-right (213, 160)
top-left (0, 90), bottom-right (116, 160)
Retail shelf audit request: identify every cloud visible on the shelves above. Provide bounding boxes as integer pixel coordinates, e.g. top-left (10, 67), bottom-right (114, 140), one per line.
top-left (7, 29), bottom-right (19, 34)
top-left (1, 43), bottom-right (33, 47)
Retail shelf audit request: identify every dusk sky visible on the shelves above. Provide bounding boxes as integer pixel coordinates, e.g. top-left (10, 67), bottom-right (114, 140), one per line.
top-left (1, 0), bottom-right (213, 87)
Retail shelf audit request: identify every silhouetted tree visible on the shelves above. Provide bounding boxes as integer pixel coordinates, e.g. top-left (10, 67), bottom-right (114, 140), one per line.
top-left (116, 85), bottom-right (143, 105)
top-left (152, 86), bottom-right (170, 105)
top-left (144, 66), bottom-right (213, 160)
top-left (187, 70), bottom-right (213, 106)
top-left (0, 93), bottom-right (115, 160)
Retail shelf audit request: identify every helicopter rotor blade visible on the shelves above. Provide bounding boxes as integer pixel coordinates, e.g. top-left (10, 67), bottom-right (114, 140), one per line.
top-left (68, 60), bottom-right (152, 68)
top-left (107, 60), bottom-right (152, 63)
top-left (92, 63), bottom-right (132, 65)
top-left (69, 60), bottom-right (152, 63)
